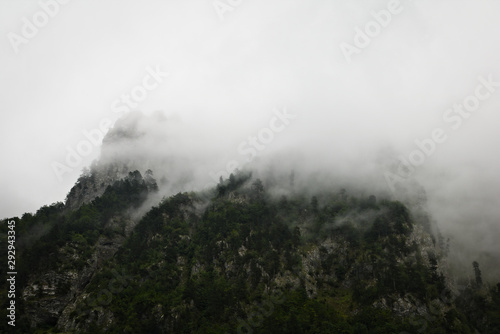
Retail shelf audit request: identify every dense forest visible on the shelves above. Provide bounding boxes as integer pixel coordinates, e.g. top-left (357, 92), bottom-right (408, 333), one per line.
top-left (1, 169), bottom-right (499, 333)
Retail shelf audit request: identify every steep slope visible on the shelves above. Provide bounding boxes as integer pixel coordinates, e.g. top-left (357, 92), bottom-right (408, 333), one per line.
top-left (1, 170), bottom-right (499, 333)
top-left (0, 170), bottom-right (158, 333)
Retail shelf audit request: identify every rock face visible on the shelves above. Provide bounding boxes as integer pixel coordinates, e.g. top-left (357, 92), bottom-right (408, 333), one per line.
top-left (22, 234), bottom-right (125, 330)
top-left (64, 163), bottom-right (151, 211)
top-left (55, 235), bottom-right (127, 332)
top-left (22, 270), bottom-right (76, 328)
top-left (65, 112), bottom-right (161, 212)
top-left (64, 166), bottom-right (117, 211)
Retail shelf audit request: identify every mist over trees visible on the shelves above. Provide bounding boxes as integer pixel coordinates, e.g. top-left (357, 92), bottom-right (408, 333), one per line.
top-left (1, 1), bottom-right (499, 332)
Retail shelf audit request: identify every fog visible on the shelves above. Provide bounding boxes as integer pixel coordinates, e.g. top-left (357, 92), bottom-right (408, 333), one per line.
top-left (1, 0), bottom-right (499, 280)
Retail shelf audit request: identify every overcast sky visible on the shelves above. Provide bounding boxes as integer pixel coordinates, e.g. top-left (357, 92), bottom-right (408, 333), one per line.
top-left (1, 1), bottom-right (499, 276)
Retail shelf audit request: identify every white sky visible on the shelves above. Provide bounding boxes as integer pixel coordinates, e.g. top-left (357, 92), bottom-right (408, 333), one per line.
top-left (0, 0), bottom-right (499, 224)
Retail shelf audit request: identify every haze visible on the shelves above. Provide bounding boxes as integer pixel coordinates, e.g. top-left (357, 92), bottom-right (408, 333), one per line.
top-left (0, 0), bottom-right (499, 280)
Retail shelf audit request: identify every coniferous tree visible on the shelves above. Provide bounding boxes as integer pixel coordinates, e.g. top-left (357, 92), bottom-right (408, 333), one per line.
top-left (473, 261), bottom-right (483, 287)
top-left (311, 196), bottom-right (318, 213)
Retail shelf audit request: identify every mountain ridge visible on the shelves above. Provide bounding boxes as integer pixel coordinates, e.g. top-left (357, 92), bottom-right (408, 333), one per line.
top-left (1, 166), bottom-right (499, 333)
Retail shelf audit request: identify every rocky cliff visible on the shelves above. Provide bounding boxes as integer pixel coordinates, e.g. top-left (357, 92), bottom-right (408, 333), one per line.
top-left (1, 170), bottom-right (498, 333)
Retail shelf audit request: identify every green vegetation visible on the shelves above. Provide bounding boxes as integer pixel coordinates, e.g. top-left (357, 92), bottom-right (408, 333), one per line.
top-left (1, 170), bottom-right (498, 333)
top-left (0, 171), bottom-right (155, 333)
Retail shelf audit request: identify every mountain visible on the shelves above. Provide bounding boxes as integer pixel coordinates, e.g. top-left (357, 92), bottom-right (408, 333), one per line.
top-left (1, 113), bottom-right (499, 333)
top-left (1, 166), bottom-right (499, 333)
